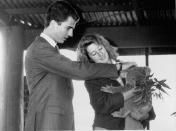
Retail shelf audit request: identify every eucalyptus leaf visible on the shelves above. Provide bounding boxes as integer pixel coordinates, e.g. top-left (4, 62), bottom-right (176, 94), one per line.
top-left (159, 86), bottom-right (169, 95)
top-left (160, 82), bottom-right (171, 89)
top-left (171, 112), bottom-right (176, 116)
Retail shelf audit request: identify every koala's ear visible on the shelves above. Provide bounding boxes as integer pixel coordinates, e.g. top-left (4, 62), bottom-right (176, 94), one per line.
top-left (145, 67), bottom-right (151, 76)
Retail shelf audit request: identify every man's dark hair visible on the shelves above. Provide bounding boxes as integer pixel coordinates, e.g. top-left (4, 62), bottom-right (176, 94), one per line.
top-left (44, 0), bottom-right (80, 27)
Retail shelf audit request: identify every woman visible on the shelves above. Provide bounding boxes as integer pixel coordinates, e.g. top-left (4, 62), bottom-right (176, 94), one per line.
top-left (77, 33), bottom-right (154, 130)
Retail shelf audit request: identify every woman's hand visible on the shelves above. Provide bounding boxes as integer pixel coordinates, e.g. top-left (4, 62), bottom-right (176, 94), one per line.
top-left (100, 85), bottom-right (123, 94)
top-left (122, 86), bottom-right (141, 101)
top-left (111, 109), bottom-right (131, 118)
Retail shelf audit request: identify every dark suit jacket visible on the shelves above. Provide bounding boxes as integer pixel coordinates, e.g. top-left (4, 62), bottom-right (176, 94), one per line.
top-left (24, 36), bottom-right (119, 131)
top-left (85, 78), bottom-right (125, 130)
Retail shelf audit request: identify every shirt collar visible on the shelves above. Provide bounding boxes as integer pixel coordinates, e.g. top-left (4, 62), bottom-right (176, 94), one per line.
top-left (111, 59), bottom-right (116, 64)
top-left (40, 33), bottom-right (57, 48)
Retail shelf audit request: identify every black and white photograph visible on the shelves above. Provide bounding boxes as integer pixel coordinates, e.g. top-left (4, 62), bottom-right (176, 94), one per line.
top-left (0, 0), bottom-right (176, 131)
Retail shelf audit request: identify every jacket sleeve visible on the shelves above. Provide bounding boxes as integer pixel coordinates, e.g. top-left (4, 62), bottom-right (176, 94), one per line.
top-left (85, 79), bottom-right (124, 114)
top-left (31, 41), bottom-right (119, 80)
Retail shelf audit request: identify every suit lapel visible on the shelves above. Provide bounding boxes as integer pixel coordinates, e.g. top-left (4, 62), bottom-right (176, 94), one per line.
top-left (37, 36), bottom-right (60, 54)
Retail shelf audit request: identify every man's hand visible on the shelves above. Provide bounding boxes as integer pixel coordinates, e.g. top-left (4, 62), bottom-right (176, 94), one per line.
top-left (121, 61), bottom-right (137, 70)
top-left (116, 61), bottom-right (137, 78)
top-left (116, 63), bottom-right (122, 71)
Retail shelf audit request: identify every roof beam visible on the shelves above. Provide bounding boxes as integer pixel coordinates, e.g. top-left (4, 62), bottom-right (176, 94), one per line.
top-left (2, 8), bottom-right (46, 15)
top-left (2, 4), bottom-right (131, 15)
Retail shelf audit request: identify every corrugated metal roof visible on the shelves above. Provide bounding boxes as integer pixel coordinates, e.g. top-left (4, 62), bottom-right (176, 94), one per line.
top-left (0, 0), bottom-right (175, 29)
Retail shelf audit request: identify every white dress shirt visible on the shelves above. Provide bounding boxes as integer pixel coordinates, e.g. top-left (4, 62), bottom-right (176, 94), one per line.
top-left (40, 33), bottom-right (57, 48)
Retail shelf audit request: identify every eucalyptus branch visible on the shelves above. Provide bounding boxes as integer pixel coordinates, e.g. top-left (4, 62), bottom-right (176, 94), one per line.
top-left (125, 67), bottom-right (171, 106)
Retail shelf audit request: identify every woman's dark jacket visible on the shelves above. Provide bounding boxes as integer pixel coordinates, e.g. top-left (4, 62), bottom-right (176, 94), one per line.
top-left (85, 78), bottom-right (125, 130)
top-left (85, 77), bottom-right (156, 130)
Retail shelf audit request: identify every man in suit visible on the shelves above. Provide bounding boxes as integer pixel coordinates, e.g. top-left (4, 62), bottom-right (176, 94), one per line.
top-left (24, 1), bottom-right (123, 131)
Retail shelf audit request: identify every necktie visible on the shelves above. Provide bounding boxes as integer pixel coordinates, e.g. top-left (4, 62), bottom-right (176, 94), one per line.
top-left (55, 44), bottom-right (60, 54)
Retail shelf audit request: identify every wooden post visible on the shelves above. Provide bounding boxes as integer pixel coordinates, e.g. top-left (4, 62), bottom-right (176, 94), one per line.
top-left (0, 25), bottom-right (24, 131)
